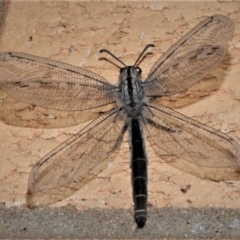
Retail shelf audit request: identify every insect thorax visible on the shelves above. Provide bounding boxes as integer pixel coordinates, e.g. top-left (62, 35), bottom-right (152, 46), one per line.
top-left (117, 66), bottom-right (145, 118)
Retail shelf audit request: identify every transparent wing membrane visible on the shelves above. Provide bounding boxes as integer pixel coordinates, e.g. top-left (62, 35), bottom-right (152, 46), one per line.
top-left (144, 15), bottom-right (234, 96)
top-left (0, 52), bottom-right (116, 111)
top-left (143, 104), bottom-right (240, 181)
top-left (28, 109), bottom-right (127, 207)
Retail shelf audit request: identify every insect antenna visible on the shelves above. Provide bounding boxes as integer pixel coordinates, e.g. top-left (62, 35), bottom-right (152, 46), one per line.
top-left (133, 44), bottom-right (155, 67)
top-left (99, 49), bottom-right (127, 67)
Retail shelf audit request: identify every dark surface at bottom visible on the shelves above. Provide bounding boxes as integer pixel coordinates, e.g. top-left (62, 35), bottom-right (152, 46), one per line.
top-left (0, 204), bottom-right (240, 239)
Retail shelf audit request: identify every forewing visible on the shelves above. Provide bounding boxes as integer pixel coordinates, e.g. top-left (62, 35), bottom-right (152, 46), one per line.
top-left (0, 52), bottom-right (116, 111)
top-left (143, 104), bottom-right (240, 181)
top-left (27, 109), bottom-right (127, 207)
top-left (144, 15), bottom-right (234, 96)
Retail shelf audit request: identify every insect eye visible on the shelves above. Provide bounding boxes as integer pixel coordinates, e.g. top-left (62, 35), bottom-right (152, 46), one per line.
top-left (136, 67), bottom-right (142, 75)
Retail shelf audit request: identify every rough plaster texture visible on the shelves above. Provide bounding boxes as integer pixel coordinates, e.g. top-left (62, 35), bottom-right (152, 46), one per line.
top-left (0, 0), bottom-right (240, 238)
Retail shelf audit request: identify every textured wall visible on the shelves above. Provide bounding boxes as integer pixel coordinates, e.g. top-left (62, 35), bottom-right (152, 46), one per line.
top-left (0, 0), bottom-right (240, 233)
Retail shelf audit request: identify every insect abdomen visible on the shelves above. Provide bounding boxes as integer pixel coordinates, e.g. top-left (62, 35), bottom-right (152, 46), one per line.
top-left (130, 118), bottom-right (148, 228)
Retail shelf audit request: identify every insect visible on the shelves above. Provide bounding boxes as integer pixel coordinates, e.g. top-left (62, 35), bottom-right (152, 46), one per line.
top-left (0, 14), bottom-right (239, 228)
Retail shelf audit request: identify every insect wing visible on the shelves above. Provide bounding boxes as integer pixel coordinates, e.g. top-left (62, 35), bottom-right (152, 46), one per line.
top-left (144, 15), bottom-right (234, 96)
top-left (143, 104), bottom-right (240, 181)
top-left (0, 52), bottom-right (116, 111)
top-left (27, 108), bottom-right (127, 207)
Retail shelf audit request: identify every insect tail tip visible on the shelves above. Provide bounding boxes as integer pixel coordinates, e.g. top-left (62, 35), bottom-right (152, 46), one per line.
top-left (135, 216), bottom-right (146, 228)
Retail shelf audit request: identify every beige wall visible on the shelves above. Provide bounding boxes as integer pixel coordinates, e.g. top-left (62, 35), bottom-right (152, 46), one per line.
top-left (0, 0), bottom-right (240, 211)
